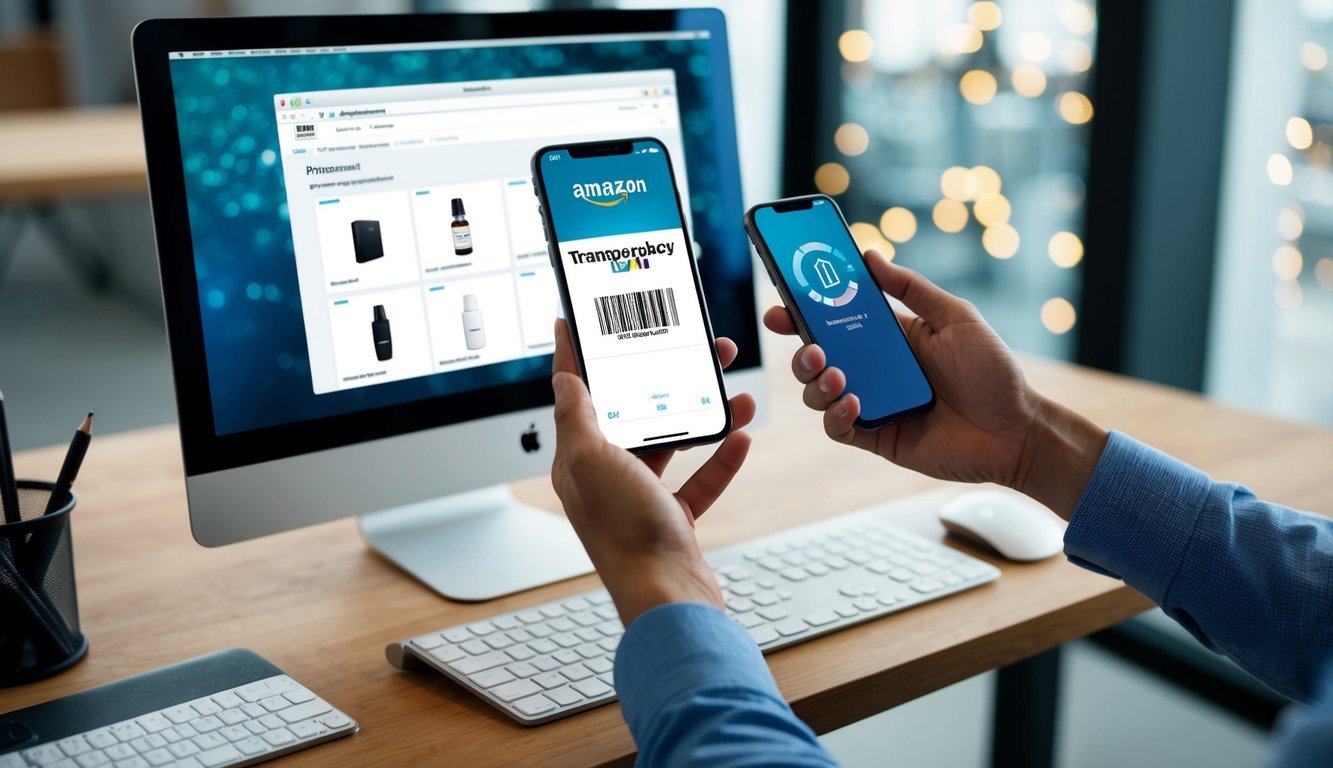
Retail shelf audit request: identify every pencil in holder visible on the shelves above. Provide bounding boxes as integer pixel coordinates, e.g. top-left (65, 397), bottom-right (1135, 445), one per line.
top-left (0, 480), bottom-right (88, 686)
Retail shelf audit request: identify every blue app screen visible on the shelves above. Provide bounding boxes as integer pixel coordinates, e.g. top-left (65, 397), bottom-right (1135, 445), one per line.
top-left (753, 199), bottom-right (932, 423)
top-left (540, 140), bottom-right (726, 449)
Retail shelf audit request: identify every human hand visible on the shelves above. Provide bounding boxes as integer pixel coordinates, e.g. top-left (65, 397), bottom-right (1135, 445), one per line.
top-left (549, 319), bottom-right (756, 624)
top-left (763, 251), bottom-right (1106, 518)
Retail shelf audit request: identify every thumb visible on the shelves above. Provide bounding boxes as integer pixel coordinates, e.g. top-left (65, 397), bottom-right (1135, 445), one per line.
top-left (552, 371), bottom-right (603, 447)
top-left (864, 250), bottom-right (977, 328)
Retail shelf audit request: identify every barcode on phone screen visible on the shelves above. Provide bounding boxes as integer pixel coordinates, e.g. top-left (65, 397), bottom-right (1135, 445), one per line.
top-left (593, 288), bottom-right (680, 335)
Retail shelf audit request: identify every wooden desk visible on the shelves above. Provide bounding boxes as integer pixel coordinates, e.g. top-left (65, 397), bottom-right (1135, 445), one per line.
top-left (3, 356), bottom-right (1330, 767)
top-left (0, 106), bottom-right (146, 202)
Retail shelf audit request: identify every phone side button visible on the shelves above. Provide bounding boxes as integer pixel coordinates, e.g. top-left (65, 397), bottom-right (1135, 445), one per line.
top-left (764, 264), bottom-right (778, 286)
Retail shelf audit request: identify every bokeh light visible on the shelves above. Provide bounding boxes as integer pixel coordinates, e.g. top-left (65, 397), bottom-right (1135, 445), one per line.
top-left (1012, 65), bottom-right (1048, 98)
top-left (1274, 280), bottom-right (1303, 309)
top-left (960, 70), bottom-right (998, 105)
top-left (1019, 31), bottom-right (1052, 62)
top-left (1059, 1), bottom-right (1097, 35)
top-left (1062, 41), bottom-right (1093, 73)
top-left (1058, 92), bottom-right (1094, 124)
top-left (941, 166), bottom-right (970, 200)
top-left (814, 162), bottom-right (850, 195)
top-left (1315, 257), bottom-right (1333, 290)
top-left (940, 24), bottom-right (984, 56)
top-left (1048, 231), bottom-right (1084, 267)
top-left (1277, 205), bottom-right (1305, 241)
top-left (973, 193), bottom-right (1012, 227)
top-left (1041, 298), bottom-right (1077, 334)
top-left (1301, 41), bottom-right (1328, 71)
top-left (839, 30), bottom-right (874, 63)
top-left (933, 199), bottom-right (969, 233)
top-left (1273, 244), bottom-right (1303, 281)
top-left (1287, 116), bottom-right (1314, 150)
top-left (834, 122), bottom-right (871, 156)
top-left (968, 165), bottom-right (1003, 198)
top-left (968, 2), bottom-right (1002, 31)
top-left (849, 221), bottom-right (894, 260)
top-left (982, 223), bottom-right (1020, 259)
top-left (1267, 153), bottom-right (1294, 186)
top-left (879, 207), bottom-right (918, 243)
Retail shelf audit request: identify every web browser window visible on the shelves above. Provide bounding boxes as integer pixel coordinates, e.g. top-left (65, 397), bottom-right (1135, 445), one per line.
top-left (271, 70), bottom-right (688, 394)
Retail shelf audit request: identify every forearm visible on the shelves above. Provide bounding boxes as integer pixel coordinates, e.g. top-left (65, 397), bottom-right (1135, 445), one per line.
top-left (1064, 431), bottom-right (1333, 702)
top-left (616, 603), bottom-right (837, 768)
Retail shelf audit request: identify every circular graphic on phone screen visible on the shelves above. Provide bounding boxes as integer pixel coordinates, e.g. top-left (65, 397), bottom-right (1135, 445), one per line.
top-left (791, 241), bottom-right (859, 307)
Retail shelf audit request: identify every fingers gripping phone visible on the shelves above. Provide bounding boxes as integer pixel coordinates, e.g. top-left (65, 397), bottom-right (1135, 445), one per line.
top-left (532, 138), bottom-right (730, 453)
top-left (744, 194), bottom-right (935, 429)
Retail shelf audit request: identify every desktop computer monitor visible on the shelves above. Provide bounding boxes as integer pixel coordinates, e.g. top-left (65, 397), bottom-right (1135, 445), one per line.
top-left (131, 10), bottom-right (763, 601)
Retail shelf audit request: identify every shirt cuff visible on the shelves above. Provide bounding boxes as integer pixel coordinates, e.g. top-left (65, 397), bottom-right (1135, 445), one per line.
top-left (1063, 430), bottom-right (1213, 605)
top-left (615, 602), bottom-right (781, 735)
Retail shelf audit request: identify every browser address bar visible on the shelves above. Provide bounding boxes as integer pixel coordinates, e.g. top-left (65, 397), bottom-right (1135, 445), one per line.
top-left (330, 85), bottom-right (663, 119)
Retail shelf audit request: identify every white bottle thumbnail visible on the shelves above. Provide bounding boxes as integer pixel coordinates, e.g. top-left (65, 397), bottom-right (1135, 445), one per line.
top-left (462, 294), bottom-right (486, 350)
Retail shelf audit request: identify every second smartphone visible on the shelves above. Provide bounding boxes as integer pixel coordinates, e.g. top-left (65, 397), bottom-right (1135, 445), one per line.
top-left (532, 137), bottom-right (730, 453)
top-left (744, 194), bottom-right (935, 428)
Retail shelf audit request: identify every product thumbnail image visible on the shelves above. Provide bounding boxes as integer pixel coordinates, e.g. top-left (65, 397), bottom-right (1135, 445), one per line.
top-left (451, 198), bottom-right (473, 256)
top-left (372, 304), bottom-right (393, 361)
top-left (352, 219), bottom-right (385, 263)
top-left (462, 294), bottom-right (486, 350)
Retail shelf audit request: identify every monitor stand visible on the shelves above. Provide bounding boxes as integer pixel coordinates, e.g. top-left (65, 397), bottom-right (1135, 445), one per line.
top-left (358, 485), bottom-right (594, 602)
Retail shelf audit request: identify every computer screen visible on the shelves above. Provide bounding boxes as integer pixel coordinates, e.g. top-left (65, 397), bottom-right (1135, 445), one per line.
top-left (134, 13), bottom-right (760, 593)
top-left (149, 14), bottom-right (757, 472)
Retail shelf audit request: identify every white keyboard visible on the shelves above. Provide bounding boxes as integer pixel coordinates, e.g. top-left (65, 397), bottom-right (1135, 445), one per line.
top-left (386, 495), bottom-right (1001, 725)
top-left (1, 673), bottom-right (357, 768)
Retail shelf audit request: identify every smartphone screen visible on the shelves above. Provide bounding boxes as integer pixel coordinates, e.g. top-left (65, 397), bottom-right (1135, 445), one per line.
top-left (747, 196), bottom-right (934, 427)
top-left (534, 138), bottom-right (728, 452)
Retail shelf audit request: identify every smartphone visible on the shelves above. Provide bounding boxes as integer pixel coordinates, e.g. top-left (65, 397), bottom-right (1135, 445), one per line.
top-left (744, 194), bottom-right (935, 429)
top-left (532, 137), bottom-right (730, 453)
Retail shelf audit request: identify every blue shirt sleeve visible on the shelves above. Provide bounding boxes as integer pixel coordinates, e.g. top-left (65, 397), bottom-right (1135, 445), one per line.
top-left (1267, 660), bottom-right (1333, 768)
top-left (614, 602), bottom-right (838, 768)
top-left (1064, 430), bottom-right (1333, 703)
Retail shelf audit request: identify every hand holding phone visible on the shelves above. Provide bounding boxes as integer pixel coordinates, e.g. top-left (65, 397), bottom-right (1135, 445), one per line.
top-left (744, 195), bottom-right (934, 429)
top-left (754, 201), bottom-right (1067, 493)
top-left (532, 138), bottom-right (730, 453)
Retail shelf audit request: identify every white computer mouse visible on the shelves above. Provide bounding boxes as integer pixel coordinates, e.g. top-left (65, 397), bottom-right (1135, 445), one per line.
top-left (937, 489), bottom-right (1065, 562)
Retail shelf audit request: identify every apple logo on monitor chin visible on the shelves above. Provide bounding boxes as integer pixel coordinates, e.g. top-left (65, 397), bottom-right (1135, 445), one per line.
top-left (521, 423), bottom-right (540, 453)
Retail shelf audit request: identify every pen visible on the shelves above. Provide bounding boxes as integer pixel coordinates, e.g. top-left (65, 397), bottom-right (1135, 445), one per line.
top-left (44, 412), bottom-right (93, 516)
top-left (0, 389), bottom-right (20, 525)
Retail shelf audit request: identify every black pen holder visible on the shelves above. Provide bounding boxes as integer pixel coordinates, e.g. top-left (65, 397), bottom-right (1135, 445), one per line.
top-left (0, 480), bottom-right (88, 686)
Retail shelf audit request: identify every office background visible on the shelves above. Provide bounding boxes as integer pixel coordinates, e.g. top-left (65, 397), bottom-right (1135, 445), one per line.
top-left (0, 0), bottom-right (1327, 765)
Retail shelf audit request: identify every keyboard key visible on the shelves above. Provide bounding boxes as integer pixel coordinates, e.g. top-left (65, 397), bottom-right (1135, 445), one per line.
top-left (114, 758), bottom-right (149, 768)
top-left (889, 568), bottom-right (914, 582)
top-left (585, 657), bottom-right (613, 674)
top-left (575, 628), bottom-right (602, 643)
top-left (235, 737), bottom-right (268, 756)
top-left (471, 668), bottom-right (516, 689)
top-left (218, 725), bottom-right (248, 743)
top-left (939, 572), bottom-right (963, 586)
top-left (834, 603), bottom-right (859, 618)
top-left (531, 655), bottom-right (560, 672)
top-left (459, 639), bottom-right (488, 655)
top-left (599, 671), bottom-right (615, 689)
top-left (543, 686), bottom-right (583, 707)
top-left (803, 611), bottom-right (839, 627)
top-left (284, 688), bottom-right (316, 705)
top-left (492, 679), bottom-right (543, 702)
top-left (196, 744), bottom-right (243, 767)
top-left (528, 638), bottom-right (558, 654)
top-left (825, 557), bottom-right (850, 570)
top-left (597, 637), bottom-right (620, 652)
top-left (597, 621), bottom-right (622, 636)
top-left (552, 632), bottom-right (581, 648)
top-left (58, 737), bottom-right (92, 756)
top-left (241, 703), bottom-right (265, 718)
top-left (260, 730), bottom-right (295, 747)
top-left (780, 568), bottom-right (809, 582)
top-left (533, 672), bottom-right (566, 690)
top-left (736, 613), bottom-right (764, 629)
top-left (877, 594), bottom-right (899, 606)
top-left (747, 626), bottom-right (779, 645)
top-left (278, 700), bottom-right (334, 725)
top-left (190, 700), bottom-right (221, 718)
top-left (506, 661), bottom-right (541, 678)
top-left (466, 621), bottom-right (496, 636)
top-left (259, 695), bottom-right (289, 712)
top-left (571, 679), bottom-right (612, 698)
top-left (506, 644), bottom-right (537, 661)
top-left (571, 611), bottom-right (600, 627)
top-left (516, 611), bottom-right (545, 624)
top-left (451, 651), bottom-right (511, 675)
top-left (757, 557), bottom-right (784, 571)
top-left (507, 628), bottom-right (534, 643)
top-left (492, 615), bottom-right (521, 631)
top-left (515, 694), bottom-right (557, 717)
top-left (575, 644), bottom-right (603, 659)
top-left (757, 606), bottom-right (788, 621)
top-left (217, 708), bottom-right (247, 726)
top-left (23, 745), bottom-right (64, 766)
top-left (288, 720), bottom-right (325, 739)
top-left (191, 733), bottom-right (227, 751)
top-left (141, 749), bottom-right (173, 766)
top-left (483, 634), bottom-right (514, 650)
top-left (910, 577), bottom-right (944, 593)
top-left (539, 605), bottom-right (566, 619)
top-left (548, 618), bottom-right (576, 633)
top-left (774, 619), bottom-right (809, 637)
top-left (430, 645), bottom-right (466, 664)
top-left (552, 649), bottom-right (580, 665)
top-left (442, 628), bottom-right (472, 643)
top-left (725, 597), bottom-right (754, 613)
top-left (805, 563), bottom-right (830, 577)
top-left (211, 692), bottom-right (243, 710)
top-left (75, 754), bottom-right (109, 768)
top-left (319, 713), bottom-right (353, 730)
top-left (866, 560), bottom-right (892, 575)
top-left (838, 584), bottom-right (863, 597)
top-left (86, 730), bottom-right (117, 750)
top-left (258, 715), bottom-right (283, 730)
top-left (235, 683), bottom-right (269, 703)
top-left (560, 663), bottom-right (594, 682)
top-left (853, 597), bottom-right (878, 611)
top-left (752, 592), bottom-right (779, 606)
top-left (168, 741), bottom-right (200, 758)
top-left (527, 624), bottom-right (554, 638)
